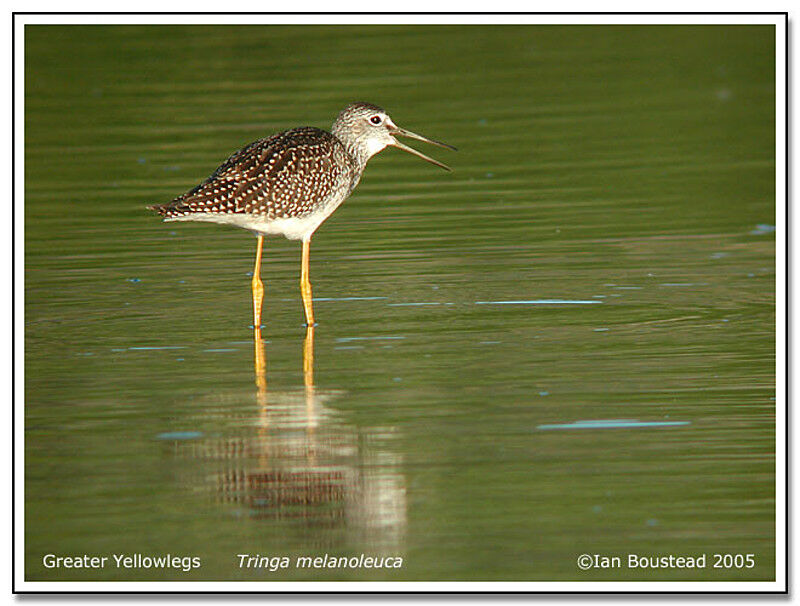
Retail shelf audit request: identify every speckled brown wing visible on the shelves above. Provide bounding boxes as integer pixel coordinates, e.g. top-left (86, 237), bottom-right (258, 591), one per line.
top-left (150, 127), bottom-right (351, 220)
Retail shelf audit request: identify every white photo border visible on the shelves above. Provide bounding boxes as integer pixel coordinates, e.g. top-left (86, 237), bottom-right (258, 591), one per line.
top-left (12, 11), bottom-right (787, 594)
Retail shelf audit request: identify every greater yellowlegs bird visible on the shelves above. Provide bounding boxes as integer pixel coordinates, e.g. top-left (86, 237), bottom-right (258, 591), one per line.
top-left (150, 102), bottom-right (455, 328)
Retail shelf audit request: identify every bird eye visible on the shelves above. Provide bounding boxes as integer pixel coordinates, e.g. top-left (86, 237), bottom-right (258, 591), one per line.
top-left (369, 115), bottom-right (383, 125)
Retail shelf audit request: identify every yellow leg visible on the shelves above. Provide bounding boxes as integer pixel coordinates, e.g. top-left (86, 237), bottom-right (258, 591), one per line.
top-left (300, 237), bottom-right (315, 326)
top-left (251, 235), bottom-right (264, 328)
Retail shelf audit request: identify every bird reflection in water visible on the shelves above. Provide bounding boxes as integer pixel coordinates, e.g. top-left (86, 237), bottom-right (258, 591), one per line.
top-left (179, 325), bottom-right (406, 550)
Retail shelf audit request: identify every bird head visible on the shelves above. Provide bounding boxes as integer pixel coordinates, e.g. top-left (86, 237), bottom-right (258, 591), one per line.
top-left (332, 102), bottom-right (456, 170)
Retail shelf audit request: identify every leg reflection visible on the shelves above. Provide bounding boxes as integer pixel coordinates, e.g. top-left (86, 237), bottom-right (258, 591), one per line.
top-left (254, 326), bottom-right (267, 408)
top-left (303, 325), bottom-right (314, 388)
top-left (178, 323), bottom-right (405, 547)
top-left (303, 325), bottom-right (316, 459)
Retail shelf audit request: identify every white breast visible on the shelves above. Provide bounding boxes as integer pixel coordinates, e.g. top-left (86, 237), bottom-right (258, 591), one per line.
top-left (165, 209), bottom-right (338, 241)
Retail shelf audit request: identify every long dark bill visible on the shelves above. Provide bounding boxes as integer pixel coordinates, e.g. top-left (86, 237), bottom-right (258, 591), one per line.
top-left (390, 127), bottom-right (457, 171)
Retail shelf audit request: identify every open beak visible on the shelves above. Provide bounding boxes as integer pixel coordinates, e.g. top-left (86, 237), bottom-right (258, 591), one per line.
top-left (389, 126), bottom-right (457, 171)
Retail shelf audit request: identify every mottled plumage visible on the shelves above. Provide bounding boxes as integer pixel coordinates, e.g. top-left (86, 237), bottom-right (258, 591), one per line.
top-left (153, 127), bottom-right (355, 226)
top-left (149, 102), bottom-right (455, 326)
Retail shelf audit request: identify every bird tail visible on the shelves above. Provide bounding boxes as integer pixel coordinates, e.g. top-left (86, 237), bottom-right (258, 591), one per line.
top-left (148, 203), bottom-right (178, 218)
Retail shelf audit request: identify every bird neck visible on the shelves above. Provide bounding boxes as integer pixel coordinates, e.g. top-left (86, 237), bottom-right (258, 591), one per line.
top-left (331, 125), bottom-right (385, 173)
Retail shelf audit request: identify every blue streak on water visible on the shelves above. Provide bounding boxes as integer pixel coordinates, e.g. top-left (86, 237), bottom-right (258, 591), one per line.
top-left (475, 300), bottom-right (602, 305)
top-left (750, 223), bottom-right (776, 235)
top-left (128, 346), bottom-right (186, 351)
top-left (313, 296), bottom-right (388, 302)
top-left (593, 328), bottom-right (609, 332)
top-left (337, 336), bottom-right (405, 342)
top-left (388, 302), bottom-right (453, 307)
top-left (156, 431), bottom-right (203, 440)
top-left (538, 419), bottom-right (690, 430)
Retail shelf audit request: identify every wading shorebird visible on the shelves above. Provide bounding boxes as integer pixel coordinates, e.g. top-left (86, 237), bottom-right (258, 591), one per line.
top-left (150, 102), bottom-right (455, 328)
